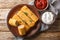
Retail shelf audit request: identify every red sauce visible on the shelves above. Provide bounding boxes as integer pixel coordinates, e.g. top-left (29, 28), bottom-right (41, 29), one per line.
top-left (35, 0), bottom-right (47, 10)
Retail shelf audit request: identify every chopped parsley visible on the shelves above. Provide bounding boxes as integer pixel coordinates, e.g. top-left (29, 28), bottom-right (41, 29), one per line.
top-left (30, 20), bottom-right (32, 22)
top-left (16, 21), bottom-right (20, 26)
top-left (22, 20), bottom-right (27, 25)
top-left (24, 12), bottom-right (28, 16)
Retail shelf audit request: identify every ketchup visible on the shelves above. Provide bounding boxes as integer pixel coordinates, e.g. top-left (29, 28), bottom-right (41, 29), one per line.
top-left (35, 0), bottom-right (47, 10)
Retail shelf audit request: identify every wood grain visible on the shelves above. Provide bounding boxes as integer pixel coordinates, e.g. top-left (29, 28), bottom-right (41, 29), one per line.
top-left (0, 9), bottom-right (10, 32)
top-left (0, 32), bottom-right (15, 40)
top-left (0, 0), bottom-right (33, 9)
top-left (33, 32), bottom-right (60, 40)
top-left (0, 9), bottom-right (10, 20)
top-left (0, 32), bottom-right (60, 40)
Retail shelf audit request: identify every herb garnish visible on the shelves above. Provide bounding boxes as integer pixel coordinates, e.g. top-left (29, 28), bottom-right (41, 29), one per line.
top-left (30, 20), bottom-right (32, 22)
top-left (16, 21), bottom-right (20, 26)
top-left (22, 20), bottom-right (27, 25)
top-left (24, 12), bottom-right (28, 16)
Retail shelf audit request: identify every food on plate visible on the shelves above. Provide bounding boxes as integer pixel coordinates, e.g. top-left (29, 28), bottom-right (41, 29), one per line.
top-left (12, 14), bottom-right (24, 25)
top-left (21, 6), bottom-right (38, 22)
top-left (41, 12), bottom-right (54, 24)
top-left (34, 0), bottom-right (48, 10)
top-left (12, 14), bottom-right (30, 31)
top-left (9, 18), bottom-right (17, 26)
top-left (8, 5), bottom-right (38, 36)
top-left (17, 11), bottom-right (35, 27)
top-left (18, 25), bottom-right (26, 35)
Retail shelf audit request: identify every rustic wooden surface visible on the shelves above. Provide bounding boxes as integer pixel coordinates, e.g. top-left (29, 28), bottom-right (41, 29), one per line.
top-left (0, 0), bottom-right (60, 40)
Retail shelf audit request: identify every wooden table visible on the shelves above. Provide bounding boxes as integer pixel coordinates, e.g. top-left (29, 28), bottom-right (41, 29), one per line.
top-left (0, 0), bottom-right (60, 40)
